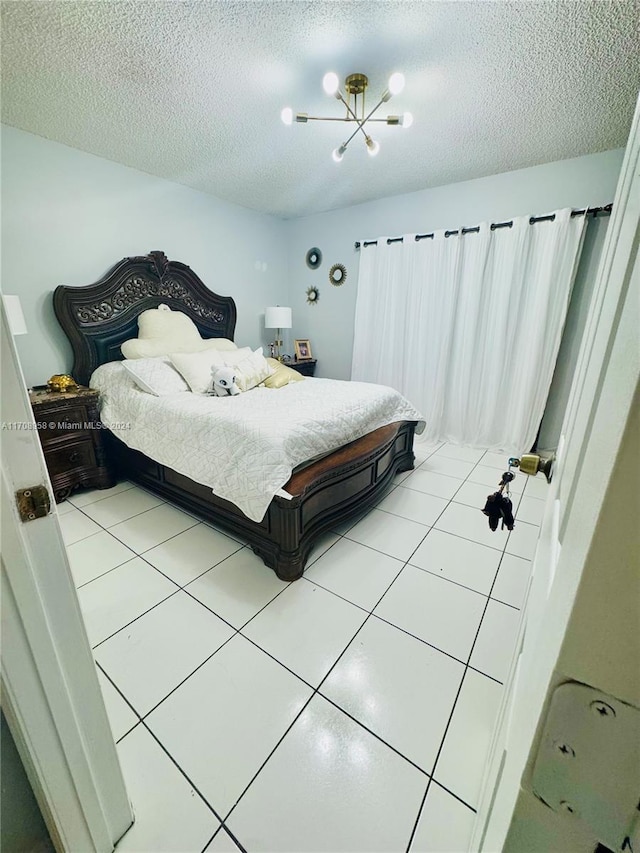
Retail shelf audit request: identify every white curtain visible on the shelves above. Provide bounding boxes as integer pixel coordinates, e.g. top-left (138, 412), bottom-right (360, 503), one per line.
top-left (352, 209), bottom-right (587, 452)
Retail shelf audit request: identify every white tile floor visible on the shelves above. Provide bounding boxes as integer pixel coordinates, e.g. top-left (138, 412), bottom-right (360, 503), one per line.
top-left (60, 439), bottom-right (546, 853)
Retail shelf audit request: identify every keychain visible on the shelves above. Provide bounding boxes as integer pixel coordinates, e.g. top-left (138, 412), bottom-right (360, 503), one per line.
top-left (481, 466), bottom-right (516, 532)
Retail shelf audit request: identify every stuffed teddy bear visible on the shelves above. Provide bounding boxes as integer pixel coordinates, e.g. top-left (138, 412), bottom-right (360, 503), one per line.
top-left (209, 365), bottom-right (240, 397)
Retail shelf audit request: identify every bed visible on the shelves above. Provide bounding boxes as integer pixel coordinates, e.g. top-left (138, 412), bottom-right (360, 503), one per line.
top-left (53, 251), bottom-right (421, 580)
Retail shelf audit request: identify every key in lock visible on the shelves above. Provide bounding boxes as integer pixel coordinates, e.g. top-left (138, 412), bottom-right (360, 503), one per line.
top-left (508, 454), bottom-right (554, 482)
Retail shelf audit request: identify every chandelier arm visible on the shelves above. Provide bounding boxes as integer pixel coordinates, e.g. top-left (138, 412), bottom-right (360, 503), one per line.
top-left (341, 95), bottom-right (389, 151)
top-left (343, 95), bottom-right (389, 149)
top-left (343, 120), bottom-right (366, 148)
top-left (336, 92), bottom-right (370, 143)
top-left (303, 116), bottom-right (364, 122)
top-left (359, 97), bottom-right (387, 128)
top-left (302, 116), bottom-right (395, 123)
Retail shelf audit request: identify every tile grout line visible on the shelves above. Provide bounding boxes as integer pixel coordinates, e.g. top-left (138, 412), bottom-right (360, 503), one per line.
top-left (407, 563), bottom-right (524, 611)
top-left (104, 555), bottom-right (298, 724)
top-left (404, 542), bottom-right (512, 852)
top-left (91, 586), bottom-right (182, 650)
top-left (75, 554), bottom-right (140, 591)
top-left (402, 446), bottom-right (521, 851)
top-left (71, 492), bottom-right (203, 551)
top-left (139, 718), bottom-right (228, 826)
top-left (66, 480), bottom-right (136, 510)
top-left (201, 824), bottom-right (248, 853)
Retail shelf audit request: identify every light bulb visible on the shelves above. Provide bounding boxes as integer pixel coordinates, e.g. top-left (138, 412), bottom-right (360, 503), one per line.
top-left (281, 107), bottom-right (293, 125)
top-left (402, 111), bottom-right (414, 128)
top-left (388, 72), bottom-right (405, 95)
top-left (366, 137), bottom-right (380, 157)
top-left (332, 144), bottom-right (346, 163)
top-left (323, 72), bottom-right (340, 96)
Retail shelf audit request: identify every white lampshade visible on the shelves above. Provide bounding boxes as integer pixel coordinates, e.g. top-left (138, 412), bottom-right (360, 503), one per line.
top-left (2, 294), bottom-right (28, 336)
top-left (265, 306), bottom-right (292, 329)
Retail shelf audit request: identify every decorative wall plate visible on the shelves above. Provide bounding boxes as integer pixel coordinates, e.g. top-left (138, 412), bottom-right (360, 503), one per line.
top-left (306, 286), bottom-right (320, 305)
top-left (329, 263), bottom-right (347, 286)
top-left (306, 248), bottom-right (322, 269)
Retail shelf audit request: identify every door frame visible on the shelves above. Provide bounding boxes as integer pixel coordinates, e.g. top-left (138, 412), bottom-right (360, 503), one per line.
top-left (1, 304), bottom-right (133, 851)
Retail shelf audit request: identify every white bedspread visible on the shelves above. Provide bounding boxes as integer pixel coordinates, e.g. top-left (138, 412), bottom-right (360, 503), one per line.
top-left (90, 362), bottom-right (425, 522)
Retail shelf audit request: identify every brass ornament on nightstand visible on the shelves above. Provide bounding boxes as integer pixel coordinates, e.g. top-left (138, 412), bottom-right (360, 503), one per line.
top-left (47, 374), bottom-right (78, 393)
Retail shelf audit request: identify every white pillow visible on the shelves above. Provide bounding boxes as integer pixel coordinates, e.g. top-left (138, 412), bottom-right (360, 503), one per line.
top-left (121, 357), bottom-right (190, 396)
top-left (224, 347), bottom-right (273, 392)
top-left (138, 303), bottom-right (201, 342)
top-left (219, 346), bottom-right (252, 366)
top-left (169, 350), bottom-right (226, 394)
top-left (121, 304), bottom-right (203, 359)
top-left (201, 338), bottom-right (238, 352)
top-left (121, 305), bottom-right (237, 359)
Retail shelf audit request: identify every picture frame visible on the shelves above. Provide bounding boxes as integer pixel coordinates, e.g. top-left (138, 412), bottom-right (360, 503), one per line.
top-left (294, 339), bottom-right (313, 360)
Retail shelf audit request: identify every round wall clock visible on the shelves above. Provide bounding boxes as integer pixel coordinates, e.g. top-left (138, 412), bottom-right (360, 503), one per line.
top-left (306, 248), bottom-right (322, 269)
top-left (329, 263), bottom-right (347, 286)
top-left (306, 286), bottom-right (320, 305)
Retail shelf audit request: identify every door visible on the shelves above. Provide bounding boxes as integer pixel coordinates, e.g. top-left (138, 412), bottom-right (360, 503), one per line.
top-left (1, 303), bottom-right (133, 851)
top-left (474, 94), bottom-right (640, 851)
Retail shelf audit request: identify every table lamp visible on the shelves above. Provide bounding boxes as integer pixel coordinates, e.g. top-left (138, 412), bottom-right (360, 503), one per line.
top-left (265, 306), bottom-right (292, 361)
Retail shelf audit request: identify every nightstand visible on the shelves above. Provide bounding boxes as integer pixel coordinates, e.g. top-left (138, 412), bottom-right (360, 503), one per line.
top-left (29, 386), bottom-right (115, 503)
top-left (290, 359), bottom-right (317, 377)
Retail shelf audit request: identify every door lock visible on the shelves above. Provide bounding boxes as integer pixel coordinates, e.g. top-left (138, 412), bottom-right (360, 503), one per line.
top-left (508, 454), bottom-right (554, 482)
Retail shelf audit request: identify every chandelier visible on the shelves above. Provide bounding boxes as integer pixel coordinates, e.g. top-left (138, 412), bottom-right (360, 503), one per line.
top-left (281, 71), bottom-right (413, 162)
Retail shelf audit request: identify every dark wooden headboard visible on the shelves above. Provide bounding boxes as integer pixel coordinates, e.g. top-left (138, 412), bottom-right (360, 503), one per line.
top-left (53, 251), bottom-right (237, 385)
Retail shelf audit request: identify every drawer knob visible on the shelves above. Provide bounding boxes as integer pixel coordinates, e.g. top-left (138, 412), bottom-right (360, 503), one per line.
top-left (69, 451), bottom-right (81, 463)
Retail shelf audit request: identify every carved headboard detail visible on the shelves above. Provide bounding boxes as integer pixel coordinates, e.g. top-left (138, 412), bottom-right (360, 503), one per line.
top-left (53, 251), bottom-right (237, 385)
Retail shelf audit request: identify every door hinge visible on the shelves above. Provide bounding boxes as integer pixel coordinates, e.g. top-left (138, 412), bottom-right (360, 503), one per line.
top-left (16, 485), bottom-right (51, 522)
top-left (531, 681), bottom-right (640, 851)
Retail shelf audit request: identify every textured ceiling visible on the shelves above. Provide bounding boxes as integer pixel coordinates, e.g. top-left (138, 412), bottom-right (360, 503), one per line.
top-left (2, 1), bottom-right (639, 219)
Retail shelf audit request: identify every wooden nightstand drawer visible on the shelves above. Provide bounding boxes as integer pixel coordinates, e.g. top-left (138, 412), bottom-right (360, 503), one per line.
top-left (45, 438), bottom-right (96, 477)
top-left (37, 405), bottom-right (88, 443)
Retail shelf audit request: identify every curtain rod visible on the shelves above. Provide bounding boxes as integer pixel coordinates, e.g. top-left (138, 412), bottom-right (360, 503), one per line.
top-left (354, 203), bottom-right (613, 249)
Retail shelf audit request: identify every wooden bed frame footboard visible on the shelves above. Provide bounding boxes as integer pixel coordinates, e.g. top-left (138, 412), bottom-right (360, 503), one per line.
top-left (108, 420), bottom-right (417, 580)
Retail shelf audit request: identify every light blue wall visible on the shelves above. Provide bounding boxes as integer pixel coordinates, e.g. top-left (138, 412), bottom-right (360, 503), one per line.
top-left (283, 149), bottom-right (624, 381)
top-left (1, 126), bottom-right (289, 387)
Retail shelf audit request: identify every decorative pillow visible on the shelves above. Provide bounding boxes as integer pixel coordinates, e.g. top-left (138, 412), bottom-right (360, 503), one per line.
top-left (263, 358), bottom-right (304, 388)
top-left (201, 338), bottom-right (238, 352)
top-left (139, 303), bottom-right (200, 339)
top-left (169, 350), bottom-right (226, 394)
top-left (223, 347), bottom-right (273, 392)
top-left (121, 304), bottom-right (226, 359)
top-left (121, 357), bottom-right (190, 395)
top-left (123, 336), bottom-right (238, 359)
top-left (218, 346), bottom-right (252, 366)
